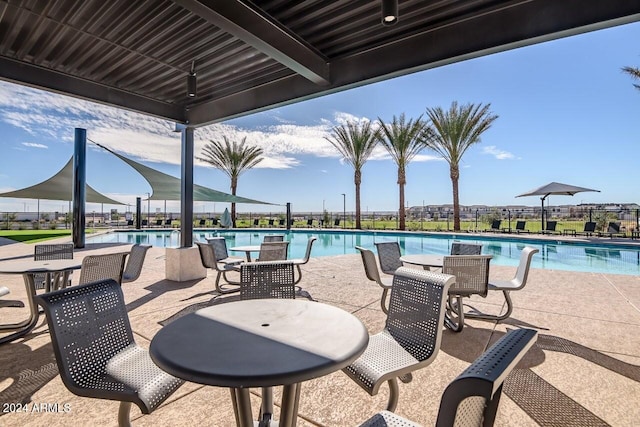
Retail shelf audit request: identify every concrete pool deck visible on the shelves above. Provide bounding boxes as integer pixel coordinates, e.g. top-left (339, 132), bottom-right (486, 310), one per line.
top-left (1, 235), bottom-right (639, 426)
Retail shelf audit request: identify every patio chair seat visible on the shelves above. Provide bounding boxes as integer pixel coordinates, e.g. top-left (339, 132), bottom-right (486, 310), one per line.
top-left (358, 328), bottom-right (538, 427)
top-left (343, 267), bottom-right (454, 412)
top-left (35, 279), bottom-right (184, 426)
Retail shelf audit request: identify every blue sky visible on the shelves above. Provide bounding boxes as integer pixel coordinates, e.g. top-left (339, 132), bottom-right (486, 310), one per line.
top-left (1, 21), bottom-right (639, 215)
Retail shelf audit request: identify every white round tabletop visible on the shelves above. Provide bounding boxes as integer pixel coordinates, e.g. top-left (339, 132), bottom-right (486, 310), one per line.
top-left (0, 259), bottom-right (82, 274)
top-left (399, 254), bottom-right (444, 268)
top-left (150, 299), bottom-right (369, 388)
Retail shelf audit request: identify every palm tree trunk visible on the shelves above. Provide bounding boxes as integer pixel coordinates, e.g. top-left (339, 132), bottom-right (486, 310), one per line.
top-left (398, 165), bottom-right (406, 230)
top-left (231, 176), bottom-right (238, 227)
top-left (451, 165), bottom-right (460, 231)
top-left (355, 169), bottom-right (362, 229)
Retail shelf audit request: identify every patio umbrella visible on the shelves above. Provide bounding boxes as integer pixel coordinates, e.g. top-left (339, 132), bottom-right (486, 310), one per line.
top-left (516, 182), bottom-right (600, 230)
top-left (221, 208), bottom-right (232, 228)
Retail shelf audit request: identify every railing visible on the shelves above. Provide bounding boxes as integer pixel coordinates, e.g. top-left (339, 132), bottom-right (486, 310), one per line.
top-left (2, 208), bottom-right (639, 236)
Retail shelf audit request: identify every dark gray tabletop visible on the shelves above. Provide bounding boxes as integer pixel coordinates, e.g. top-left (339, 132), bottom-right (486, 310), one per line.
top-left (0, 259), bottom-right (81, 274)
top-left (150, 299), bottom-right (369, 388)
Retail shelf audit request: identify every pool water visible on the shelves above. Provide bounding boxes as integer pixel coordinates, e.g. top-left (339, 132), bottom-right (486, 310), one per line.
top-left (87, 229), bottom-right (640, 275)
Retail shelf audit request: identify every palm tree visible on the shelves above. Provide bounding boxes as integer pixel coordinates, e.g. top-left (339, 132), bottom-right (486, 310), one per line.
top-left (622, 66), bottom-right (640, 90)
top-left (425, 102), bottom-right (498, 231)
top-left (325, 120), bottom-right (379, 229)
top-left (197, 136), bottom-right (263, 226)
top-left (377, 113), bottom-right (429, 230)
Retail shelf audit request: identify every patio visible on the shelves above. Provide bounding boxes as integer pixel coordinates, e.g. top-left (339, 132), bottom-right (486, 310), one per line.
top-left (1, 237), bottom-right (639, 426)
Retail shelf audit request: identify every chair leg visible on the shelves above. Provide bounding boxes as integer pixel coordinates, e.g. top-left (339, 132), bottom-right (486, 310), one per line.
top-left (380, 288), bottom-right (389, 314)
top-left (445, 295), bottom-right (464, 333)
top-left (465, 290), bottom-right (513, 322)
top-left (259, 387), bottom-right (274, 425)
top-left (117, 401), bottom-right (132, 427)
top-left (293, 265), bottom-right (302, 285)
top-left (214, 271), bottom-right (240, 294)
top-left (0, 299), bottom-right (24, 308)
top-left (385, 378), bottom-right (400, 412)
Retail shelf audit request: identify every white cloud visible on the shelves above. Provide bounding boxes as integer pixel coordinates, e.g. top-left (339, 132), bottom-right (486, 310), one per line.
top-left (482, 145), bottom-right (515, 160)
top-left (22, 142), bottom-right (48, 149)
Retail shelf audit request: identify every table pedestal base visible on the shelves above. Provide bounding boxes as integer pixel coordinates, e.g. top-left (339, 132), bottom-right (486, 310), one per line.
top-left (230, 384), bottom-right (301, 427)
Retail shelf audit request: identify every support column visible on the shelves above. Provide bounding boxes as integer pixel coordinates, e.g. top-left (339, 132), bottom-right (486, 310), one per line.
top-left (72, 128), bottom-right (86, 249)
top-left (286, 202), bottom-right (291, 230)
top-left (136, 197), bottom-right (142, 229)
top-left (180, 127), bottom-right (194, 247)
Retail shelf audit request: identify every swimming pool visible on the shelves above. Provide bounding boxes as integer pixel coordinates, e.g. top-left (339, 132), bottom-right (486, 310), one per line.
top-left (87, 229), bottom-right (640, 275)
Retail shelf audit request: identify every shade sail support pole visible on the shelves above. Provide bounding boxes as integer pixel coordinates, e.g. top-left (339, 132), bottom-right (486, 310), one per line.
top-left (180, 127), bottom-right (195, 247)
top-left (72, 128), bottom-right (86, 248)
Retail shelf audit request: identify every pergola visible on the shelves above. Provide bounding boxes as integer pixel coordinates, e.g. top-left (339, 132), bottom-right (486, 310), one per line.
top-left (2, 0), bottom-right (639, 247)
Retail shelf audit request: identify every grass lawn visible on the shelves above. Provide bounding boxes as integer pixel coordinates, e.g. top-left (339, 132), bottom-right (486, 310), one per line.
top-left (0, 229), bottom-right (73, 244)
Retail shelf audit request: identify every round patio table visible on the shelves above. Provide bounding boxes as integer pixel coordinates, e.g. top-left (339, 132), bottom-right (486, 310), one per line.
top-left (0, 259), bottom-right (81, 344)
top-left (399, 254), bottom-right (444, 270)
top-left (229, 245), bottom-right (261, 261)
top-left (150, 299), bottom-right (369, 427)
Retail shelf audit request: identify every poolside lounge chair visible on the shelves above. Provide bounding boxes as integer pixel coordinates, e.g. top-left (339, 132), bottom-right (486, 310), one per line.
top-left (211, 218), bottom-right (219, 226)
top-left (488, 219), bottom-right (502, 232)
top-left (598, 222), bottom-right (626, 238)
top-left (564, 221), bottom-right (595, 236)
top-left (198, 219), bottom-right (206, 227)
top-left (35, 279), bottom-right (184, 427)
top-left (164, 219), bottom-right (172, 227)
top-left (358, 328), bottom-right (538, 427)
top-left (253, 218), bottom-right (260, 227)
top-left (155, 219), bottom-right (163, 227)
top-left (122, 244), bottom-right (151, 283)
top-left (306, 218), bottom-right (314, 227)
top-left (263, 234), bottom-right (285, 242)
top-left (278, 218), bottom-right (285, 227)
top-left (355, 246), bottom-right (393, 313)
top-left (442, 254), bottom-right (492, 332)
top-left (541, 220), bottom-right (560, 234)
top-left (374, 241), bottom-right (403, 275)
top-left (141, 219), bottom-right (148, 227)
top-left (466, 246), bottom-right (539, 322)
top-left (334, 218), bottom-right (340, 227)
top-left (515, 220), bottom-right (530, 233)
top-left (343, 267), bottom-right (454, 411)
top-left (127, 220), bottom-right (134, 227)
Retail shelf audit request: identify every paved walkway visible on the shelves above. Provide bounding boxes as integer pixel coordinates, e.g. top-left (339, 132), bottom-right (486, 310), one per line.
top-left (0, 236), bottom-right (639, 426)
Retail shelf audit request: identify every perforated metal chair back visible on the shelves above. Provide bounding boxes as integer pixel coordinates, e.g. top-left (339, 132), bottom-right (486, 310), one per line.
top-left (435, 328), bottom-right (538, 427)
top-left (263, 234), bottom-right (285, 242)
top-left (443, 255), bottom-right (492, 297)
top-left (374, 241), bottom-right (403, 275)
top-left (450, 242), bottom-right (482, 255)
top-left (78, 252), bottom-right (128, 285)
top-left (34, 243), bottom-right (74, 260)
top-left (358, 328), bottom-right (538, 427)
top-left (122, 244), bottom-right (151, 283)
top-left (240, 261), bottom-right (295, 300)
top-left (258, 241), bottom-right (289, 261)
top-left (35, 279), bottom-right (184, 425)
top-left (206, 237), bottom-right (230, 261)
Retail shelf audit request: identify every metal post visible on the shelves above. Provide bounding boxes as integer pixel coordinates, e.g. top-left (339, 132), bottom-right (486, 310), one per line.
top-left (136, 197), bottom-right (142, 229)
top-left (180, 127), bottom-right (195, 248)
top-left (286, 202), bottom-right (291, 230)
top-left (72, 128), bottom-right (86, 249)
top-left (341, 193), bottom-right (346, 229)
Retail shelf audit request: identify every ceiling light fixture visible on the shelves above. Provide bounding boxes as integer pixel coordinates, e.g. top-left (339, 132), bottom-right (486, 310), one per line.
top-left (187, 60), bottom-right (197, 98)
top-left (381, 0), bottom-right (398, 26)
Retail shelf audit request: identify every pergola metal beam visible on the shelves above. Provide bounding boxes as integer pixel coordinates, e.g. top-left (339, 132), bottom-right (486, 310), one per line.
top-left (172, 0), bottom-right (330, 86)
top-left (187, 0), bottom-right (640, 126)
top-left (0, 57), bottom-right (185, 122)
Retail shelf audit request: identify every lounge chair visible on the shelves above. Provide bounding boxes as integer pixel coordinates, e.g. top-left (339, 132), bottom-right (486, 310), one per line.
top-left (127, 220), bottom-right (134, 227)
top-left (358, 328), bottom-right (538, 427)
top-left (487, 219), bottom-right (504, 232)
top-left (155, 219), bottom-right (163, 227)
top-left (278, 218), bottom-right (285, 227)
top-left (515, 220), bottom-right (530, 233)
top-left (442, 254), bottom-right (492, 332)
top-left (268, 219), bottom-right (275, 227)
top-left (198, 219), bottom-right (206, 227)
top-left (263, 234), bottom-right (285, 242)
top-left (564, 221), bottom-right (595, 236)
top-left (35, 279), bottom-right (184, 427)
top-left (355, 246), bottom-right (393, 313)
top-left (598, 222), bottom-right (625, 238)
top-left (466, 246), bottom-right (539, 322)
top-left (164, 219), bottom-right (172, 227)
top-left (334, 218), bottom-right (340, 227)
top-left (374, 241), bottom-right (403, 275)
top-left (540, 220), bottom-right (560, 235)
top-left (306, 218), bottom-right (314, 227)
top-left (343, 267), bottom-right (454, 411)
top-left (211, 218), bottom-right (219, 226)
top-left (253, 218), bottom-right (260, 227)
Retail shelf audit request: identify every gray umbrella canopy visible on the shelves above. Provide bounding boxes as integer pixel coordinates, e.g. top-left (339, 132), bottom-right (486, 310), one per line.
top-left (95, 143), bottom-right (272, 205)
top-left (0, 158), bottom-right (124, 205)
top-left (516, 182), bottom-right (600, 229)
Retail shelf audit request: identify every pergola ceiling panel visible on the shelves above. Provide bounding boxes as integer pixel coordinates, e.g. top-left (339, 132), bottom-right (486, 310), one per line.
top-left (1, 0), bottom-right (639, 126)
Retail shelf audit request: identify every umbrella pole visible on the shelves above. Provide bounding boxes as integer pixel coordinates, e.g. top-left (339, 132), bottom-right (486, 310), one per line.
top-left (541, 197), bottom-right (545, 232)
